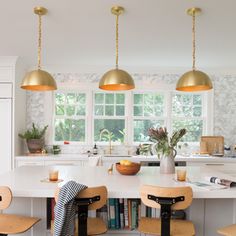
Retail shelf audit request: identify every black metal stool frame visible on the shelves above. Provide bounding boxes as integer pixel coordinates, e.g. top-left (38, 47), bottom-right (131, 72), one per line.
top-left (74, 195), bottom-right (100, 236)
top-left (148, 194), bottom-right (185, 236)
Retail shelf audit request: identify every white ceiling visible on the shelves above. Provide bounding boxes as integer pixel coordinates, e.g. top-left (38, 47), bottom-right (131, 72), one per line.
top-left (1, 0), bottom-right (236, 71)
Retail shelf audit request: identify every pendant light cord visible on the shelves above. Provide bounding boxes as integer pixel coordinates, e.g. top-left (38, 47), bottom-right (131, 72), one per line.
top-left (192, 10), bottom-right (196, 71)
top-left (38, 14), bottom-right (42, 70)
top-left (116, 14), bottom-right (119, 69)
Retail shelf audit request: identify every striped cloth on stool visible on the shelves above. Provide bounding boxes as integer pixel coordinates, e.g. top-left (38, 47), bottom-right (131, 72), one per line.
top-left (54, 180), bottom-right (87, 236)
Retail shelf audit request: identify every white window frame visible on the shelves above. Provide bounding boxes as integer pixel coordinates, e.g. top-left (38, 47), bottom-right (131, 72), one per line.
top-left (92, 90), bottom-right (128, 146)
top-left (52, 89), bottom-right (89, 145)
top-left (131, 90), bottom-right (168, 145)
top-left (170, 90), bottom-right (213, 145)
top-left (47, 86), bottom-right (213, 146)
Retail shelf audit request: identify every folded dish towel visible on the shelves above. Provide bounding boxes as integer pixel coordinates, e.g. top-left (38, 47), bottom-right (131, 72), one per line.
top-left (54, 180), bottom-right (87, 236)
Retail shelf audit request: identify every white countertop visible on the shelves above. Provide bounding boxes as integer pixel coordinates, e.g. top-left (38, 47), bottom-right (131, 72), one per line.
top-left (1, 165), bottom-right (236, 199)
top-left (15, 154), bottom-right (236, 163)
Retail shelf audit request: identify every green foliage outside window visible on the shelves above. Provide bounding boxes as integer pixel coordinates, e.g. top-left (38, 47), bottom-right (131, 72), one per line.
top-left (54, 92), bottom-right (86, 142)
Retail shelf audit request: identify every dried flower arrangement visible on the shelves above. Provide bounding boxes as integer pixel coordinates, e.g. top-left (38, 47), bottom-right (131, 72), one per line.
top-left (148, 127), bottom-right (187, 156)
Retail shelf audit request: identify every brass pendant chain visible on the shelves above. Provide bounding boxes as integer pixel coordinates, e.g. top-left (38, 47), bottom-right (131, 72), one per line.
top-left (192, 11), bottom-right (196, 71)
top-left (38, 14), bottom-right (42, 70)
top-left (115, 14), bottom-right (119, 69)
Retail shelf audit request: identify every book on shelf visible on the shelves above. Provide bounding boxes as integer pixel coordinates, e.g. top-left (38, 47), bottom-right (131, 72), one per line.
top-left (119, 198), bottom-right (124, 229)
top-left (115, 199), bottom-right (120, 229)
top-left (109, 198), bottom-right (116, 229)
top-left (124, 198), bottom-right (129, 229)
top-left (128, 199), bottom-right (132, 229)
top-left (131, 200), bottom-right (136, 230)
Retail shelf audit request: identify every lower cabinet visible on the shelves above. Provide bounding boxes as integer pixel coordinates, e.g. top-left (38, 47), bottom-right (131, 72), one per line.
top-left (187, 161), bottom-right (236, 175)
top-left (16, 159), bottom-right (89, 167)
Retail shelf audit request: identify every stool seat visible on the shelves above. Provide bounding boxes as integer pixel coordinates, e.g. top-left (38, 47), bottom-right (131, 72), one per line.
top-left (218, 224), bottom-right (236, 236)
top-left (51, 218), bottom-right (107, 235)
top-left (0, 213), bottom-right (40, 234)
top-left (138, 217), bottom-right (195, 236)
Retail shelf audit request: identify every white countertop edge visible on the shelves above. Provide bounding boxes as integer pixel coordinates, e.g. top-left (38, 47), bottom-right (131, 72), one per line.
top-left (12, 189), bottom-right (236, 199)
top-left (15, 154), bottom-right (236, 162)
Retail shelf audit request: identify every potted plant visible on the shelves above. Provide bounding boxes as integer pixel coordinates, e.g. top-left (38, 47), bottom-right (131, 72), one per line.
top-left (19, 123), bottom-right (48, 153)
top-left (148, 127), bottom-right (187, 174)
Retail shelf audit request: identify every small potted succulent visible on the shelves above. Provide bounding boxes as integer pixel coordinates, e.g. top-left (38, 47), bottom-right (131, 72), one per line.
top-left (19, 123), bottom-right (48, 153)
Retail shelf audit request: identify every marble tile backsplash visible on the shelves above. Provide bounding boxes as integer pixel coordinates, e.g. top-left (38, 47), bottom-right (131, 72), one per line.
top-left (26, 73), bottom-right (236, 153)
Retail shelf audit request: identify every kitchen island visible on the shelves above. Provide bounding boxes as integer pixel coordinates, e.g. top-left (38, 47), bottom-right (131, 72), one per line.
top-left (1, 165), bottom-right (236, 236)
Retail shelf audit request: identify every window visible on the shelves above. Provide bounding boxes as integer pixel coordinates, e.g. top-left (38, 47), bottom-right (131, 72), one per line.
top-left (133, 92), bottom-right (165, 143)
top-left (171, 93), bottom-right (204, 142)
top-left (54, 92), bottom-right (86, 143)
top-left (52, 89), bottom-right (211, 145)
top-left (93, 92), bottom-right (125, 143)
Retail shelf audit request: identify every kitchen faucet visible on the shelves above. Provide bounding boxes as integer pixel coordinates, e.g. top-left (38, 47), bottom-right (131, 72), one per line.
top-left (99, 128), bottom-right (113, 155)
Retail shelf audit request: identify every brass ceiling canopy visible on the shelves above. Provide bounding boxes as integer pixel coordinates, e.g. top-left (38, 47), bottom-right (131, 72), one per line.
top-left (21, 7), bottom-right (57, 91)
top-left (99, 6), bottom-right (135, 91)
top-left (176, 7), bottom-right (212, 92)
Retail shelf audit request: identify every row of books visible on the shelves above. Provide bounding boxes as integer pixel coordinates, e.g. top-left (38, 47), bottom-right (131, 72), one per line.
top-left (97, 198), bottom-right (141, 230)
top-left (96, 198), bottom-right (161, 230)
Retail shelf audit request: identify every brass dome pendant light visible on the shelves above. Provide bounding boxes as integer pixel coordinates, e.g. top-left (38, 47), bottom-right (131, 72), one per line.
top-left (99, 6), bottom-right (135, 91)
top-left (21, 7), bottom-right (57, 91)
top-left (176, 7), bottom-right (212, 91)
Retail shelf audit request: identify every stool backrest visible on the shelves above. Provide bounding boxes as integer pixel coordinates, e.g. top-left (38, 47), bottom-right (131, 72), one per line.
top-left (140, 185), bottom-right (193, 210)
top-left (0, 186), bottom-right (12, 210)
top-left (77, 186), bottom-right (107, 210)
top-left (54, 186), bottom-right (107, 210)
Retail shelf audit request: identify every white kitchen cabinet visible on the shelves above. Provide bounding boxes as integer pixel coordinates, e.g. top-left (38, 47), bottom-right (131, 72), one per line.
top-left (0, 57), bottom-right (26, 174)
top-left (0, 97), bottom-right (12, 174)
top-left (0, 67), bottom-right (13, 82)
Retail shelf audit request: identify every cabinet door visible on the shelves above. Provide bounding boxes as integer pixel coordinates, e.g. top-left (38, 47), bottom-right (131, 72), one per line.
top-left (0, 83), bottom-right (12, 98)
top-left (0, 99), bottom-right (12, 174)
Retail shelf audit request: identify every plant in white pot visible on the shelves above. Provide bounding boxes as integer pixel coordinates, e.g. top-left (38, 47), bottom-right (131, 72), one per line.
top-left (19, 123), bottom-right (48, 153)
top-left (148, 127), bottom-right (187, 174)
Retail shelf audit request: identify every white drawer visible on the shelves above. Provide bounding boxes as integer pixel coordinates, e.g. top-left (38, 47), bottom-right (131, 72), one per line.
top-left (0, 83), bottom-right (12, 98)
top-left (17, 161), bottom-right (43, 167)
top-left (44, 160), bottom-right (87, 166)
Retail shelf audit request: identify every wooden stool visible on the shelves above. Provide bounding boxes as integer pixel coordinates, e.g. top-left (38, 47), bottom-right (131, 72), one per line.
top-left (138, 185), bottom-right (195, 236)
top-left (0, 186), bottom-right (40, 235)
top-left (52, 186), bottom-right (108, 236)
top-left (218, 224), bottom-right (236, 236)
